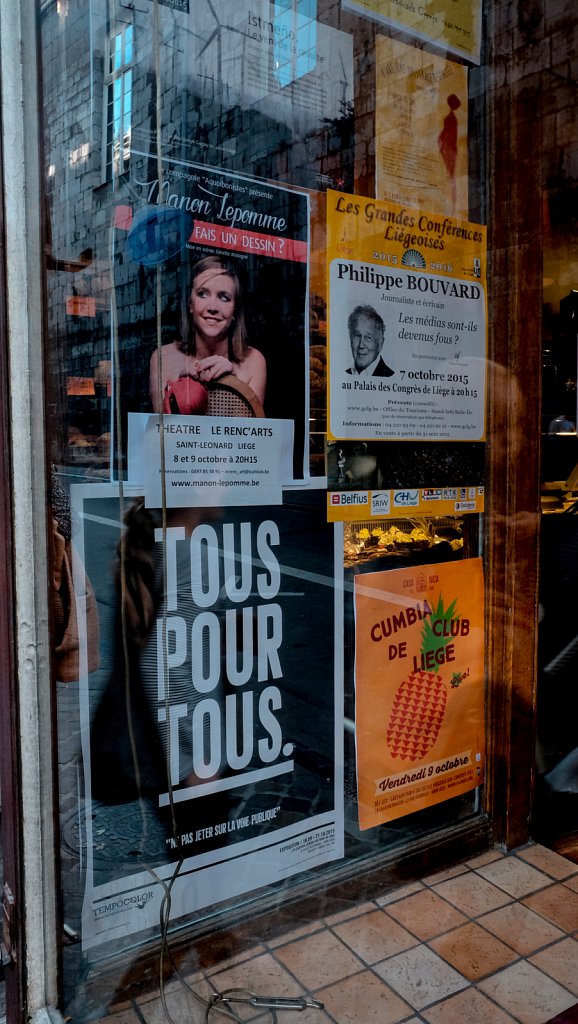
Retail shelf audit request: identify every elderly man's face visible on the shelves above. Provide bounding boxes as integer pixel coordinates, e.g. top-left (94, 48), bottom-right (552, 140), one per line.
top-left (350, 314), bottom-right (384, 371)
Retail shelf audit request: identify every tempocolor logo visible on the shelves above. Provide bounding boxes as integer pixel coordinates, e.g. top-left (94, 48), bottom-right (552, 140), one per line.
top-left (93, 890), bottom-right (154, 919)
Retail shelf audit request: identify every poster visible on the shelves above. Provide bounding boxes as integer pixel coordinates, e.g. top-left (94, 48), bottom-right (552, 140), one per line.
top-left (137, 2), bottom-right (355, 193)
top-left (327, 188), bottom-right (487, 442)
top-left (73, 485), bottom-right (344, 948)
top-left (354, 557), bottom-right (484, 829)
top-left (129, 413), bottom-right (294, 508)
top-left (112, 154), bottom-right (310, 482)
top-left (341, 0), bottom-right (482, 65)
top-left (375, 37), bottom-right (469, 218)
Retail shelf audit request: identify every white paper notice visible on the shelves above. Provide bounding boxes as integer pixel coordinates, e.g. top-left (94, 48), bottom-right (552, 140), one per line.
top-left (141, 415), bottom-right (293, 507)
top-left (329, 261), bottom-right (486, 441)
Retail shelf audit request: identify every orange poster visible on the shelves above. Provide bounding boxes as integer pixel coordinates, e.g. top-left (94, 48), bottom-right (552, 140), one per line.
top-left (354, 557), bottom-right (484, 829)
top-left (375, 37), bottom-right (469, 219)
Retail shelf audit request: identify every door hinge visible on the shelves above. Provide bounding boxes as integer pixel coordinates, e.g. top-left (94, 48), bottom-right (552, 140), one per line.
top-left (1, 882), bottom-right (16, 966)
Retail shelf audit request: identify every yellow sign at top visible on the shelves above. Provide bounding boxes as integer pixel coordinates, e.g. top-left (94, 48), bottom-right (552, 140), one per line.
top-left (326, 189), bottom-right (487, 443)
top-left (341, 0), bottom-right (482, 64)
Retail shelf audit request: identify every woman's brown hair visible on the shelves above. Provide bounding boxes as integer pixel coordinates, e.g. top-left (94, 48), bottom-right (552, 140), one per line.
top-left (177, 255), bottom-right (248, 361)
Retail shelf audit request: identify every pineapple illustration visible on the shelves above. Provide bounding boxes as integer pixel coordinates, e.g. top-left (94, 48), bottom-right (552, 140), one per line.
top-left (386, 595), bottom-right (459, 761)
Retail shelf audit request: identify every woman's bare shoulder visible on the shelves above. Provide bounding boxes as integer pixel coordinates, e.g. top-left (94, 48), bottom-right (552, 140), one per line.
top-left (244, 346), bottom-right (266, 369)
top-left (238, 346), bottom-right (266, 402)
top-left (150, 341), bottom-right (180, 366)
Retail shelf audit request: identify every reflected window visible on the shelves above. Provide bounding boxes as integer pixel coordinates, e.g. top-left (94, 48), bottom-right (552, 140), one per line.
top-left (105, 24), bottom-right (133, 181)
top-left (273, 0), bottom-right (317, 87)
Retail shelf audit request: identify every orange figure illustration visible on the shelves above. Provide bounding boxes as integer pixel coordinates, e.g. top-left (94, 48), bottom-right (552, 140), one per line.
top-left (438, 93), bottom-right (462, 211)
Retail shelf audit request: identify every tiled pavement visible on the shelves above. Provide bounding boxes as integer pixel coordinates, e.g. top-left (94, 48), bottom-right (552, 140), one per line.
top-left (96, 843), bottom-right (578, 1024)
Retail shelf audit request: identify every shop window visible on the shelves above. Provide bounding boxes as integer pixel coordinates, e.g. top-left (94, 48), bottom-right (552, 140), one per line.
top-left (39, 0), bottom-right (494, 1012)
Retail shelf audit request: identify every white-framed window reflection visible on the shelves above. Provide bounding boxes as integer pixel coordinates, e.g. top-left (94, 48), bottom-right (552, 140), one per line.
top-left (272, 0), bottom-right (317, 88)
top-left (104, 22), bottom-right (133, 181)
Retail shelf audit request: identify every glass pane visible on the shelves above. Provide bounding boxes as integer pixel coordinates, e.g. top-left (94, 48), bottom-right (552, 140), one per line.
top-left (125, 25), bottom-right (133, 65)
top-left (39, 0), bottom-right (490, 1013)
top-left (536, 174), bottom-right (578, 851)
top-left (112, 31), bottom-right (122, 72)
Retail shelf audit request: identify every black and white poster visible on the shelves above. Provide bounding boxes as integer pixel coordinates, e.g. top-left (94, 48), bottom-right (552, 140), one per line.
top-left (73, 485), bottom-right (344, 949)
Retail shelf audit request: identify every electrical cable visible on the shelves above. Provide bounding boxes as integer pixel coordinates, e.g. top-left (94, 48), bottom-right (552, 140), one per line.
top-left (105, 4), bottom-right (325, 1021)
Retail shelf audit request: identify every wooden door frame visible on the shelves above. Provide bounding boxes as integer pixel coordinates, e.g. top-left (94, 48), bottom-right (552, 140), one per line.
top-left (484, 1), bottom-right (543, 849)
top-left (0, 0), bottom-right (62, 1019)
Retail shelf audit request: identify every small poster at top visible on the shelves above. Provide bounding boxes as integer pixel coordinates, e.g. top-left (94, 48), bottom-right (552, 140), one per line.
top-left (376, 37), bottom-right (469, 219)
top-left (341, 0), bottom-right (482, 65)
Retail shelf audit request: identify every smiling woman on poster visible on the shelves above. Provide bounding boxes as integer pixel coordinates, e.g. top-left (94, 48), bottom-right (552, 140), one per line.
top-left (149, 256), bottom-right (267, 413)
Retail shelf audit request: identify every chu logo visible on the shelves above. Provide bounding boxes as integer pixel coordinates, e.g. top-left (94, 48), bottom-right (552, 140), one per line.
top-left (393, 489), bottom-right (419, 508)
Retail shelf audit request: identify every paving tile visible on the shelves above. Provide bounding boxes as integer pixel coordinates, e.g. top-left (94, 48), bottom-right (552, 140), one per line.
top-left (102, 999), bottom-right (134, 1013)
top-left (317, 969), bottom-right (411, 1024)
top-left (376, 882), bottom-right (424, 906)
top-left (432, 873), bottom-right (513, 917)
top-left (428, 921), bottom-right (518, 981)
top-left (325, 901), bottom-right (379, 926)
top-left (267, 921), bottom-right (325, 948)
top-left (383, 889), bottom-right (468, 941)
top-left (97, 1012), bottom-right (142, 1024)
top-left (523, 884), bottom-right (578, 934)
top-left (267, 1005), bottom-right (334, 1024)
top-left (421, 986), bottom-right (518, 1024)
top-left (202, 996), bottom-right (256, 1023)
top-left (373, 944), bottom-right (468, 1010)
top-left (274, 930), bottom-right (364, 991)
top-left (208, 951), bottom-right (305, 1002)
top-left (474, 855), bottom-right (553, 898)
top-left (161, 971), bottom-right (204, 994)
top-left (465, 850), bottom-right (506, 870)
top-left (288, 1009), bottom-right (335, 1024)
top-left (516, 845), bottom-right (578, 881)
top-left (479, 902), bottom-right (565, 955)
top-left (134, 986), bottom-right (176, 1007)
top-left (564, 875), bottom-right (578, 894)
top-left (529, 937), bottom-right (578, 997)
top-left (421, 864), bottom-right (469, 885)
top-left (204, 995), bottom-right (333, 1024)
top-left (332, 909), bottom-right (418, 964)
top-left (204, 945), bottom-right (266, 972)
top-left (136, 982), bottom-right (213, 1024)
top-left (478, 961), bottom-right (576, 1024)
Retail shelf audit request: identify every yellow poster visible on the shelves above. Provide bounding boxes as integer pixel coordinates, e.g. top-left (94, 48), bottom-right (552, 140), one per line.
top-left (376, 37), bottom-right (469, 218)
top-left (354, 558), bottom-right (484, 829)
top-left (327, 189), bottom-right (487, 442)
top-left (342, 0), bottom-right (482, 64)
